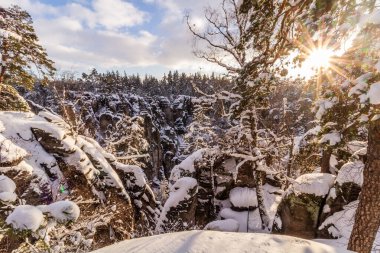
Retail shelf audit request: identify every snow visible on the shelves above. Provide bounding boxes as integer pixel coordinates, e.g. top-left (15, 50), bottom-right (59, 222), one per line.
top-left (346, 141), bottom-right (366, 154)
top-left (6, 205), bottom-right (44, 232)
top-left (219, 208), bottom-right (262, 232)
top-left (319, 201), bottom-right (380, 252)
top-left (316, 99), bottom-right (336, 120)
top-left (367, 82), bottom-right (380, 105)
top-left (156, 177), bottom-right (198, 229)
top-left (38, 200), bottom-right (80, 223)
top-left (170, 149), bottom-right (206, 183)
top-left (114, 162), bottom-right (147, 188)
top-left (91, 230), bottom-right (353, 253)
top-left (319, 132), bottom-right (341, 146)
top-left (336, 161), bottom-right (364, 186)
top-left (0, 175), bottom-right (16, 193)
top-left (262, 184), bottom-right (283, 228)
top-left (0, 175), bottom-right (17, 202)
top-left (77, 136), bottom-right (130, 198)
top-left (361, 9), bottom-right (380, 25)
top-left (0, 134), bottom-right (28, 165)
top-left (293, 126), bottom-right (321, 155)
top-left (353, 147), bottom-right (367, 157)
top-left (0, 191), bottom-right (17, 202)
top-left (0, 28), bottom-right (22, 40)
top-left (348, 73), bottom-right (371, 96)
top-left (0, 112), bottom-right (64, 195)
top-left (292, 173), bottom-right (336, 196)
top-left (229, 187), bottom-right (258, 209)
top-left (204, 219), bottom-right (239, 232)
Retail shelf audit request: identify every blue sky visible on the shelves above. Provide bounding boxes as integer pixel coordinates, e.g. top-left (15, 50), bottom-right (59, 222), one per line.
top-left (0, 0), bottom-right (224, 77)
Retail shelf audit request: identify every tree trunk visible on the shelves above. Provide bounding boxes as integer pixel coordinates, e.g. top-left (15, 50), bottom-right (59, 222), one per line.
top-left (320, 147), bottom-right (332, 173)
top-left (255, 169), bottom-right (270, 230)
top-left (286, 137), bottom-right (294, 177)
top-left (0, 39), bottom-right (7, 84)
top-left (348, 118), bottom-right (380, 253)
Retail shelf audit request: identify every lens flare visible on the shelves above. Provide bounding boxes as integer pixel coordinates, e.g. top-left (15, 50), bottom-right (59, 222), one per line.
top-left (306, 48), bottom-right (334, 69)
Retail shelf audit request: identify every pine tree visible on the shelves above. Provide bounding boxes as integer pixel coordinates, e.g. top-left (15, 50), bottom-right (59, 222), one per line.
top-left (0, 5), bottom-right (55, 88)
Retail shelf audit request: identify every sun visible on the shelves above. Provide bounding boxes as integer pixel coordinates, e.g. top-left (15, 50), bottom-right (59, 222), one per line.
top-left (290, 47), bottom-right (335, 79)
top-left (306, 48), bottom-right (334, 69)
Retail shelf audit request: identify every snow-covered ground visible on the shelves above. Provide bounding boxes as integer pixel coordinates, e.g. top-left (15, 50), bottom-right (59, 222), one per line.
top-left (91, 230), bottom-right (352, 253)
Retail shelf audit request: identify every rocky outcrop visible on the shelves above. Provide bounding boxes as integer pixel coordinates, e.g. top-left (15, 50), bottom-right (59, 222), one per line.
top-left (272, 173), bottom-right (335, 239)
top-left (0, 110), bottom-right (159, 253)
top-left (164, 149), bottom-right (283, 232)
top-left (317, 160), bottom-right (364, 238)
top-left (156, 177), bottom-right (198, 232)
top-left (24, 89), bottom-right (193, 189)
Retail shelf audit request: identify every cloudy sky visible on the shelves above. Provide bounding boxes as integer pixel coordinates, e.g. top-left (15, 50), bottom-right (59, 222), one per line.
top-left (0, 0), bottom-right (225, 77)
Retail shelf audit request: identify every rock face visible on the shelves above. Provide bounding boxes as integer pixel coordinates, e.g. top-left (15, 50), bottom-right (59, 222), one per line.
top-left (0, 109), bottom-right (159, 253)
top-left (156, 177), bottom-right (198, 232)
top-left (24, 89), bottom-right (193, 193)
top-left (317, 160), bottom-right (364, 239)
top-left (161, 149), bottom-right (283, 232)
top-left (272, 173), bottom-right (335, 239)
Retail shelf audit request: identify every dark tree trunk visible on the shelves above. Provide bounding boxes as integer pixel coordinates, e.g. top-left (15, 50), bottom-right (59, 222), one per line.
top-left (320, 147), bottom-right (332, 173)
top-left (348, 118), bottom-right (380, 253)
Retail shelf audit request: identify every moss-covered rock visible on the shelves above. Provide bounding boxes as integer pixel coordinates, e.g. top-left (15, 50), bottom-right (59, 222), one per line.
top-left (0, 84), bottom-right (30, 112)
top-left (273, 192), bottom-right (325, 239)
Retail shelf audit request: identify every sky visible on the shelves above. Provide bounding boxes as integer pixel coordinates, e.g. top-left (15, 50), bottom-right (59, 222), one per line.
top-left (0, 0), bottom-right (225, 77)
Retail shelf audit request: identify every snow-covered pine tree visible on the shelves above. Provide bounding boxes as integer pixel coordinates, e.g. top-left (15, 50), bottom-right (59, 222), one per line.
top-left (0, 5), bottom-right (55, 88)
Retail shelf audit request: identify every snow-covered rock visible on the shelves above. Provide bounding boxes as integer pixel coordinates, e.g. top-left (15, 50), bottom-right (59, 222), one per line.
top-left (336, 161), bottom-right (364, 186)
top-left (91, 230), bottom-right (352, 253)
top-left (204, 219), bottom-right (239, 232)
top-left (6, 205), bottom-right (44, 232)
top-left (38, 200), bottom-right (80, 223)
top-left (169, 149), bottom-right (206, 183)
top-left (367, 82), bottom-right (380, 104)
top-left (156, 177), bottom-right (198, 232)
top-left (0, 192), bottom-right (17, 202)
top-left (292, 173), bottom-right (335, 197)
top-left (273, 173), bottom-right (335, 238)
top-left (0, 175), bottom-right (16, 193)
top-left (0, 175), bottom-right (17, 202)
top-left (220, 208), bottom-right (262, 232)
top-left (318, 160), bottom-right (364, 239)
top-left (0, 110), bottom-right (159, 252)
top-left (229, 187), bottom-right (258, 210)
top-left (318, 201), bottom-right (380, 251)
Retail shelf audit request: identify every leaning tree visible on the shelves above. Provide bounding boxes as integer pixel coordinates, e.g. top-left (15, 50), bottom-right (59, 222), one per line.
top-left (0, 5), bottom-right (55, 88)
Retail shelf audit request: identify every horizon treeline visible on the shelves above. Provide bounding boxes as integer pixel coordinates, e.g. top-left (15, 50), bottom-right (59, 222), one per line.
top-left (46, 68), bottom-right (233, 97)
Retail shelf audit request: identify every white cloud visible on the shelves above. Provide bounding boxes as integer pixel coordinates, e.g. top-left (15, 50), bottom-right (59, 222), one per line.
top-left (0, 0), bottom-right (226, 76)
top-left (92, 0), bottom-right (149, 29)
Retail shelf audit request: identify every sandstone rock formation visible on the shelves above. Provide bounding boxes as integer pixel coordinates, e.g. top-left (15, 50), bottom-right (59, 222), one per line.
top-left (0, 106), bottom-right (159, 252)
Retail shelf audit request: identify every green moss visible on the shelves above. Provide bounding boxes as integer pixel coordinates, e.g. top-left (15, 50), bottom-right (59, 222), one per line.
top-left (0, 83), bottom-right (30, 112)
top-left (287, 192), bottom-right (323, 224)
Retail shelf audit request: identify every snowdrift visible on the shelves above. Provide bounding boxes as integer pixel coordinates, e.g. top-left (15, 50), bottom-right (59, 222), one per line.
top-left (92, 230), bottom-right (352, 253)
